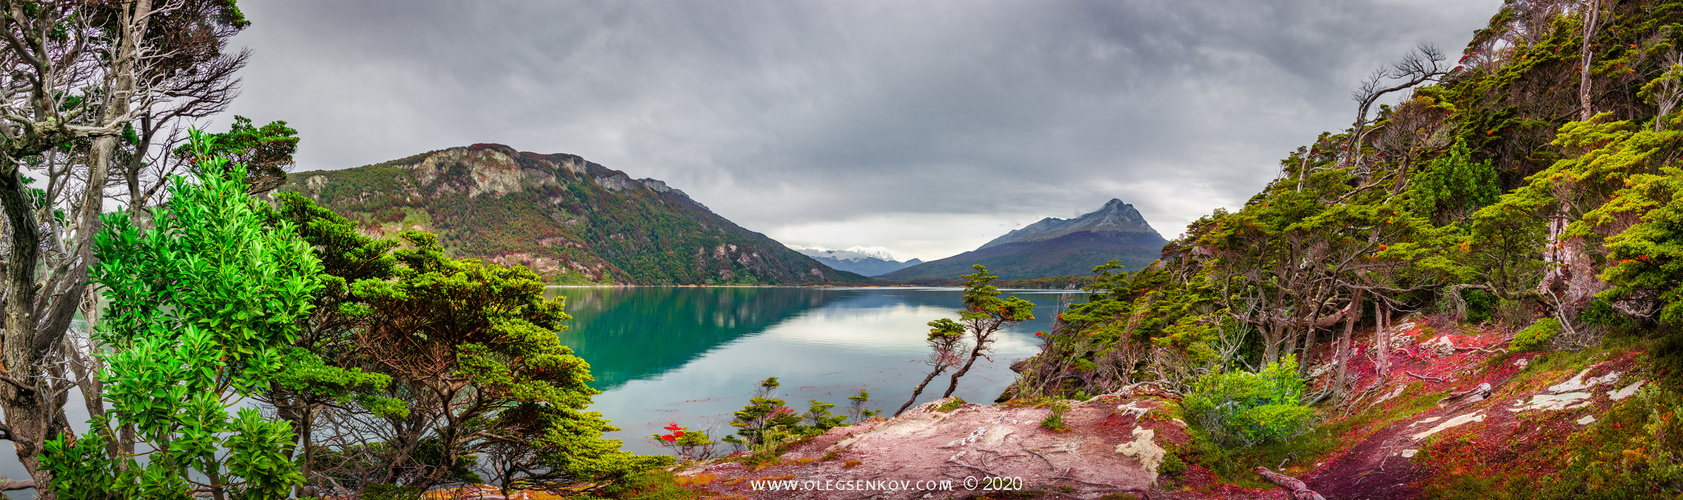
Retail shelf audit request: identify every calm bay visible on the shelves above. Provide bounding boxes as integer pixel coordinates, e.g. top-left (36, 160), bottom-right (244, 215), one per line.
top-left (550, 286), bottom-right (1080, 456)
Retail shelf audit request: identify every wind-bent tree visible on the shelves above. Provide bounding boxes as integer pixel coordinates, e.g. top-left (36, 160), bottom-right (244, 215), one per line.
top-left (188, 116), bottom-right (299, 195)
top-left (893, 317), bottom-right (968, 416)
top-left (938, 266), bottom-right (1034, 399)
top-left (256, 191), bottom-right (399, 496)
top-left (892, 266), bottom-right (1032, 415)
top-left (281, 226), bottom-right (668, 494)
top-left (1343, 44), bottom-right (1449, 168)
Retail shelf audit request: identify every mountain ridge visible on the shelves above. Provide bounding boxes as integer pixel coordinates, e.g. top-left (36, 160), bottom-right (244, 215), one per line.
top-left (280, 143), bottom-right (867, 285)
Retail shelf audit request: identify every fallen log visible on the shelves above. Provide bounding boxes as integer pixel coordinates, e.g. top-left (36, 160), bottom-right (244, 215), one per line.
top-left (1404, 371), bottom-right (1447, 383)
top-left (0, 479), bottom-right (35, 491)
top-left (1437, 382), bottom-right (1492, 408)
top-left (1253, 467), bottom-right (1327, 500)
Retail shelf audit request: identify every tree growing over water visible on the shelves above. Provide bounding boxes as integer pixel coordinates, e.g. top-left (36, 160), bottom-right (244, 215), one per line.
top-left (895, 266), bottom-right (1032, 415)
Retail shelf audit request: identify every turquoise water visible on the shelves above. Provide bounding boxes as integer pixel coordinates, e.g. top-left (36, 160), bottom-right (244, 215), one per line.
top-left (549, 286), bottom-right (1081, 456)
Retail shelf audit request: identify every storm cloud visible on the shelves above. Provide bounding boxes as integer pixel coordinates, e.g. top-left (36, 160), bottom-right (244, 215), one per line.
top-left (221, 0), bottom-right (1501, 261)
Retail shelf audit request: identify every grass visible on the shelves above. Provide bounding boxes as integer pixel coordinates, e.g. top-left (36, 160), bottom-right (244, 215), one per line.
top-left (1416, 382), bottom-right (1683, 499)
top-left (399, 206), bottom-right (432, 231)
top-left (936, 398), bottom-right (967, 412)
top-left (1177, 382), bottom-right (1446, 490)
top-left (1328, 383), bottom-right (1447, 441)
top-left (1492, 338), bottom-right (1647, 401)
top-left (574, 470), bottom-right (699, 500)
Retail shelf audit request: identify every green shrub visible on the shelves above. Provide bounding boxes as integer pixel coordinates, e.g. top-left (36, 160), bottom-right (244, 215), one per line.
top-left (936, 398), bottom-right (967, 412)
top-left (1514, 318), bottom-right (1562, 351)
top-left (360, 484), bottom-right (422, 500)
top-left (1182, 355), bottom-right (1315, 447)
top-left (1041, 402), bottom-right (1070, 432)
top-left (1463, 288), bottom-right (1498, 324)
top-left (1581, 298), bottom-right (1638, 337)
top-left (722, 377), bottom-right (856, 463)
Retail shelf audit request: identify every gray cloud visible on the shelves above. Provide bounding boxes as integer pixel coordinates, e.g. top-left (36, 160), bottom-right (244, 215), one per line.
top-left (222, 0), bottom-right (1501, 261)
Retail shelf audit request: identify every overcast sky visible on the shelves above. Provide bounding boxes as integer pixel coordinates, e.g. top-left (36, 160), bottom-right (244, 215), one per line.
top-left (217, 0), bottom-right (1502, 262)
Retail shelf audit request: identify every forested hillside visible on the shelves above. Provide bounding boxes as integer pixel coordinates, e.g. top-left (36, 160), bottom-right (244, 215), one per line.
top-left (990, 0), bottom-right (1683, 496)
top-left (280, 143), bottom-right (866, 285)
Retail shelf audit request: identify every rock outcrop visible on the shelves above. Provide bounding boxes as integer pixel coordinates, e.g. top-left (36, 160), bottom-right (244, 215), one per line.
top-left (679, 395), bottom-right (1186, 499)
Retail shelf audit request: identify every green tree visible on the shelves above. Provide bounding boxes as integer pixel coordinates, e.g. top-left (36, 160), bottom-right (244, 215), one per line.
top-left (722, 377), bottom-right (803, 451)
top-left (1412, 137), bottom-right (1501, 223)
top-left (937, 266), bottom-right (1034, 399)
top-left (42, 136), bottom-right (319, 499)
top-left (256, 191), bottom-right (403, 496)
top-left (719, 377), bottom-right (846, 462)
top-left (345, 231), bottom-right (668, 491)
top-left (1599, 166), bottom-right (1683, 324)
top-left (188, 116), bottom-right (300, 195)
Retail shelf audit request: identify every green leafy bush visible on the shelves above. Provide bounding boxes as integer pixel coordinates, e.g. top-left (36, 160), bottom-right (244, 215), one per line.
top-left (1041, 401), bottom-right (1070, 432)
top-left (43, 137), bottom-right (318, 498)
top-left (1182, 355), bottom-right (1315, 448)
top-left (1514, 318), bottom-right (1562, 351)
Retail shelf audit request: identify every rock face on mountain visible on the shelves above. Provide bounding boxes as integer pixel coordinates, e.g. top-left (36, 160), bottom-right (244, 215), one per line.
top-left (279, 143), bottom-right (865, 285)
top-left (794, 246), bottom-right (923, 277)
top-left (880, 198), bottom-right (1168, 282)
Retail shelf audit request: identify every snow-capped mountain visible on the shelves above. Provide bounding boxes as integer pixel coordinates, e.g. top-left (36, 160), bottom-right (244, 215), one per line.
top-left (792, 246), bottom-right (924, 277)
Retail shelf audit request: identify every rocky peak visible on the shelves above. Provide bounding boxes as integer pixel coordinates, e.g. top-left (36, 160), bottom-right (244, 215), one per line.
top-left (383, 144), bottom-right (711, 212)
top-left (978, 198), bottom-right (1161, 250)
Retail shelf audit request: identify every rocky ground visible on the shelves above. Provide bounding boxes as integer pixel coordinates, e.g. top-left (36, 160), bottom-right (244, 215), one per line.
top-left (674, 391), bottom-right (1186, 499)
top-left (665, 317), bottom-right (1663, 500)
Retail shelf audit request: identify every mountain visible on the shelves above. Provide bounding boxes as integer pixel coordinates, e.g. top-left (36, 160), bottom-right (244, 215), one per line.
top-left (879, 198), bottom-right (1167, 281)
top-left (278, 144), bottom-right (867, 285)
top-left (792, 246), bottom-right (923, 276)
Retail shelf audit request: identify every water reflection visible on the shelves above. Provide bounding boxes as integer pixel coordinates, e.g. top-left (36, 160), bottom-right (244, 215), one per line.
top-left (552, 287), bottom-right (1083, 456)
top-left (548, 287), bottom-right (852, 390)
